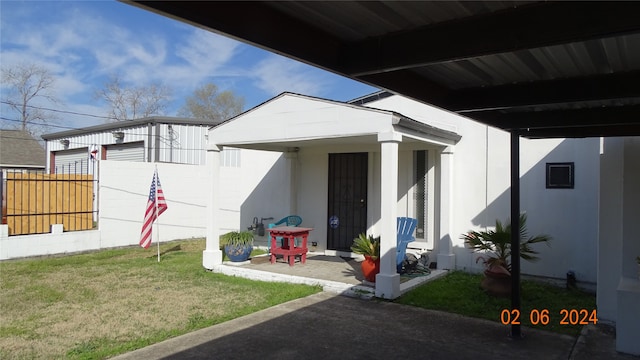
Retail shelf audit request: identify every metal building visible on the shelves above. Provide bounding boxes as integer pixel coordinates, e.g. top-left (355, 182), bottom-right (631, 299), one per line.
top-left (41, 117), bottom-right (221, 174)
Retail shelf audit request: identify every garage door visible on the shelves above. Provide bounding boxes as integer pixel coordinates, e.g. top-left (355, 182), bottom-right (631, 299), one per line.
top-left (53, 148), bottom-right (89, 174)
top-left (105, 142), bottom-right (145, 162)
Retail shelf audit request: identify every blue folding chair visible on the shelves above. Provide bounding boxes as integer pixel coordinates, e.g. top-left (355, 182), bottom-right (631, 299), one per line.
top-left (268, 215), bottom-right (303, 251)
top-left (396, 217), bottom-right (417, 273)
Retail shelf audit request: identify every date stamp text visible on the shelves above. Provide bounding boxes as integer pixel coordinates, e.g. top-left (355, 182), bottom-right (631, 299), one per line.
top-left (500, 309), bottom-right (598, 326)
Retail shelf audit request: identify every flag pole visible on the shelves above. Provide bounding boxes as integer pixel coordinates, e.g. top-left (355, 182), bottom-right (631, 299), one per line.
top-left (155, 165), bottom-right (160, 262)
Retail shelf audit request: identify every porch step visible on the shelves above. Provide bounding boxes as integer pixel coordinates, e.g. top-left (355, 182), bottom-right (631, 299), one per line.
top-left (337, 284), bottom-right (376, 300)
top-left (212, 264), bottom-right (376, 299)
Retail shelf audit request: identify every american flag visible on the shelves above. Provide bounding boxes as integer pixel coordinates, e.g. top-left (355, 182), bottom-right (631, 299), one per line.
top-left (139, 170), bottom-right (168, 249)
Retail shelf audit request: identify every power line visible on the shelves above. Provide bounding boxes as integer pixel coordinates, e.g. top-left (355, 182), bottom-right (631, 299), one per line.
top-left (1, 100), bottom-right (113, 120)
top-left (0, 116), bottom-right (101, 132)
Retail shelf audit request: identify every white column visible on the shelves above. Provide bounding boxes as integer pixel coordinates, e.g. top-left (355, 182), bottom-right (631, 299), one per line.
top-left (376, 132), bottom-right (401, 299)
top-left (437, 146), bottom-right (455, 269)
top-left (203, 143), bottom-right (223, 269)
top-left (285, 150), bottom-right (298, 215)
top-left (597, 137), bottom-right (623, 322)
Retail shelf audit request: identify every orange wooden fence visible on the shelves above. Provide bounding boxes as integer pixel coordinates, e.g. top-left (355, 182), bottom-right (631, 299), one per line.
top-left (4, 173), bottom-right (95, 235)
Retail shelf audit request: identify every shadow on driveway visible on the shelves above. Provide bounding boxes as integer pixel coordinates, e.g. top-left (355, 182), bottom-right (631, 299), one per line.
top-left (112, 292), bottom-right (602, 360)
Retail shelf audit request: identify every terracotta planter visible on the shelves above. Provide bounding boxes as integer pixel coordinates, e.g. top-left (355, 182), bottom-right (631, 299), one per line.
top-left (481, 265), bottom-right (511, 297)
top-left (361, 255), bottom-right (380, 282)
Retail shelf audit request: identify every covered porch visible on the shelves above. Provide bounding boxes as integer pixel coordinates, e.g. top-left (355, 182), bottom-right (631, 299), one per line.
top-left (203, 93), bottom-right (460, 299)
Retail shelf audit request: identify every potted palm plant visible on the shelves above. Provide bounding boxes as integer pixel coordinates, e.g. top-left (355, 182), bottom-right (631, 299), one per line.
top-left (220, 230), bottom-right (254, 262)
top-left (351, 233), bottom-right (380, 282)
top-left (460, 213), bottom-right (551, 297)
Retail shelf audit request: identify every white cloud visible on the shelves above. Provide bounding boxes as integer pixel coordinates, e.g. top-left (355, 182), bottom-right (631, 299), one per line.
top-left (252, 55), bottom-right (329, 96)
top-left (1, 1), bottom-right (374, 127)
top-left (124, 35), bottom-right (167, 68)
top-left (54, 73), bottom-right (91, 100)
top-left (60, 102), bottom-right (111, 130)
top-left (176, 29), bottom-right (240, 74)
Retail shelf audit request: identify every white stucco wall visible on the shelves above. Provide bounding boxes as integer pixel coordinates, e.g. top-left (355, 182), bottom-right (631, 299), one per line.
top-left (617, 137), bottom-right (640, 355)
top-left (295, 150), bottom-right (329, 249)
top-left (598, 137), bottom-right (640, 320)
top-left (597, 137), bottom-right (640, 354)
top-left (598, 138), bottom-right (625, 321)
top-left (620, 137), bottom-right (640, 280)
top-left (366, 96), bottom-right (600, 283)
top-left (228, 149), bottom-right (289, 245)
top-left (291, 144), bottom-right (435, 253)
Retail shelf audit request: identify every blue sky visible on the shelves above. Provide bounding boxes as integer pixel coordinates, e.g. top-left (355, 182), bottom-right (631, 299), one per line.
top-left (0, 0), bottom-right (378, 132)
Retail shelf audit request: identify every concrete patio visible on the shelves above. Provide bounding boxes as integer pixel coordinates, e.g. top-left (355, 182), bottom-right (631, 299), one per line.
top-left (212, 253), bottom-right (448, 299)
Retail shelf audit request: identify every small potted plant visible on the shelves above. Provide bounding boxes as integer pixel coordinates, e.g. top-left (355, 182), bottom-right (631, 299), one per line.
top-left (351, 233), bottom-right (380, 282)
top-left (461, 213), bottom-right (551, 297)
top-left (220, 230), bottom-right (254, 262)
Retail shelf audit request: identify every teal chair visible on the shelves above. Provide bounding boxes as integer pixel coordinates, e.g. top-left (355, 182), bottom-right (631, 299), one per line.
top-left (268, 215), bottom-right (303, 251)
top-left (396, 217), bottom-right (417, 273)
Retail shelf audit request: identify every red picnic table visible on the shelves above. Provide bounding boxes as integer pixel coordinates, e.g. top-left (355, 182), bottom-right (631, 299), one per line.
top-left (267, 226), bottom-right (313, 266)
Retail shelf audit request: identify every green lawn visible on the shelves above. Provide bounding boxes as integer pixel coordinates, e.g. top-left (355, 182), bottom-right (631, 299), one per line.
top-left (395, 271), bottom-right (597, 336)
top-left (0, 239), bottom-right (320, 360)
top-left (1, 240), bottom-right (598, 359)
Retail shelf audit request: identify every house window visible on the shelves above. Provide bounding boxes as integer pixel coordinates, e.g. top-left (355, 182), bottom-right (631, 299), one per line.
top-left (414, 150), bottom-right (427, 240)
top-left (221, 148), bottom-right (241, 167)
top-left (546, 162), bottom-right (574, 189)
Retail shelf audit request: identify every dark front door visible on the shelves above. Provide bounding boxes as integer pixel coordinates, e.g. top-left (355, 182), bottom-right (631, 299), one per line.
top-left (327, 153), bottom-right (368, 251)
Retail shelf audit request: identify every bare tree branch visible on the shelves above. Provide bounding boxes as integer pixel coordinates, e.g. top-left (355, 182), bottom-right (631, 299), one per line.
top-left (95, 75), bottom-right (172, 122)
top-left (1, 63), bottom-right (60, 135)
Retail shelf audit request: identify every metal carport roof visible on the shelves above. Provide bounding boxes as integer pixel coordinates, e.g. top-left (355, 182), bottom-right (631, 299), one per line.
top-left (128, 1), bottom-right (640, 138)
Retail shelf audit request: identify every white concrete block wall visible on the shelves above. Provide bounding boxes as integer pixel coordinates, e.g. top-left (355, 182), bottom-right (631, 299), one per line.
top-left (99, 161), bottom-right (209, 248)
top-left (0, 225), bottom-right (101, 260)
top-left (79, 152), bottom-right (284, 250)
top-left (1, 149), bottom-right (286, 260)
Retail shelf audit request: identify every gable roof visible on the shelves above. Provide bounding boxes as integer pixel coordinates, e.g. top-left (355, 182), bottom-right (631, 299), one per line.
top-left (41, 116), bottom-right (221, 140)
top-left (210, 92), bottom-right (460, 151)
top-left (0, 130), bottom-right (46, 169)
top-left (129, 1), bottom-right (640, 138)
